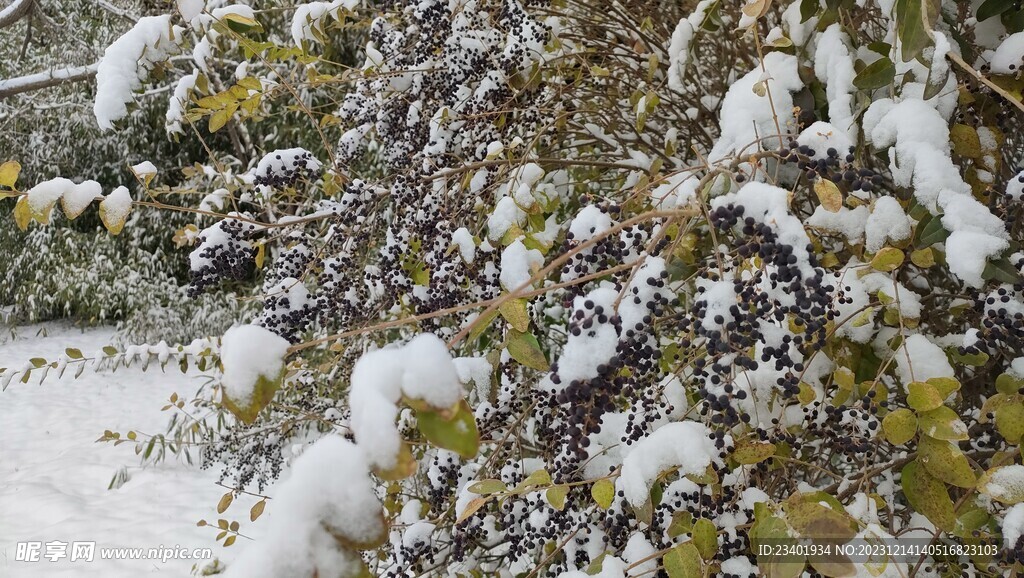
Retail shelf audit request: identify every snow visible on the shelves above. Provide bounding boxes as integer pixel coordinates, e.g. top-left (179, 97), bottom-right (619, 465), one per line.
top-left (558, 556), bottom-right (627, 578)
top-left (865, 98), bottom-right (1008, 286)
top-left (982, 465), bottom-right (1024, 503)
top-left (130, 161), bottom-right (157, 178)
top-left (813, 26), bottom-right (858, 138)
top-left (990, 31), bottom-right (1024, 74)
top-left (348, 334), bottom-right (463, 471)
top-left (797, 121), bottom-right (854, 160)
top-left (499, 240), bottom-right (543, 291)
top-left (568, 205), bottom-right (613, 240)
top-left (618, 421), bottom-right (724, 506)
top-left (166, 70), bottom-right (200, 135)
top-left (219, 324), bottom-right (291, 405)
top-left (894, 334), bottom-right (954, 387)
top-left (666, 0), bottom-right (714, 93)
top-left (0, 324), bottom-right (248, 576)
top-left (552, 287), bottom-right (620, 387)
top-left (94, 15), bottom-right (183, 130)
top-left (622, 534), bottom-right (657, 576)
top-left (451, 227), bottom-right (476, 263)
top-left (224, 436), bottom-right (384, 578)
top-left (291, 1), bottom-right (359, 46)
top-left (177, 0), bottom-right (205, 24)
top-left (1003, 503), bottom-right (1024, 549)
top-left (98, 186), bottom-right (133, 227)
top-left (807, 205), bottom-right (868, 243)
top-left (864, 196), bottom-right (911, 253)
top-left (708, 52), bottom-right (803, 162)
top-left (652, 171), bottom-right (700, 209)
top-left (25, 178), bottom-right (71, 222)
top-left (61, 180), bottom-right (102, 220)
top-left (487, 196), bottom-right (526, 241)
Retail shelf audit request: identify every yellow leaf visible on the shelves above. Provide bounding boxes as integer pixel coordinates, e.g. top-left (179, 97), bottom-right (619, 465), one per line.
top-left (208, 109), bottom-right (231, 133)
top-left (98, 186), bottom-right (132, 235)
top-left (0, 160), bottom-right (20, 188)
top-left (13, 197), bottom-right (31, 230)
top-left (870, 247), bottom-right (904, 272)
top-left (814, 178), bottom-right (843, 212)
top-left (457, 496), bottom-right (489, 523)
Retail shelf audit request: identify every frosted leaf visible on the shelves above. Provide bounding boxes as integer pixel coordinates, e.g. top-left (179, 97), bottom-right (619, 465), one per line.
top-left (219, 324), bottom-right (291, 407)
top-left (98, 186), bottom-right (133, 235)
top-left (349, 334), bottom-right (464, 472)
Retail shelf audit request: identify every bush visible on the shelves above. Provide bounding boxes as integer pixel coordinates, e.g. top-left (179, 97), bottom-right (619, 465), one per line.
top-left (4, 0), bottom-right (1024, 576)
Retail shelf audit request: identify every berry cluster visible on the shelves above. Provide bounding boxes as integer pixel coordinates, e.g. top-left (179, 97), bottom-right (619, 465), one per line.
top-left (187, 217), bottom-right (258, 298)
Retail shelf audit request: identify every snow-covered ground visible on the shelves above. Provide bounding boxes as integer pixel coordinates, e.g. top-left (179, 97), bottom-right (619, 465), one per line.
top-left (0, 323), bottom-right (262, 576)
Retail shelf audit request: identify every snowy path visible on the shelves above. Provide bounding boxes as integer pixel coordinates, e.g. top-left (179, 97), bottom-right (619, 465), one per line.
top-left (0, 324), bottom-right (259, 576)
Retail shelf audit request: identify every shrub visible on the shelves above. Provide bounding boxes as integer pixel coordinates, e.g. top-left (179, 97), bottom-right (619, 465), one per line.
top-left (4, 0), bottom-right (1024, 576)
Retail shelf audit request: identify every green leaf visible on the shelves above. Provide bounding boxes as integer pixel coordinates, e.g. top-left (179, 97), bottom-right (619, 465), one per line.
top-left (692, 518), bottom-right (718, 560)
top-left (64, 348), bottom-right (84, 360)
top-left (915, 213), bottom-right (950, 247)
top-left (663, 543), bottom-right (702, 578)
top-left (982, 258), bottom-right (1023, 284)
top-left (901, 460), bottom-right (956, 531)
top-left (732, 440), bottom-right (777, 464)
top-left (667, 511), bottom-right (694, 538)
top-left (907, 381), bottom-right (943, 412)
top-left (546, 485), bottom-right (569, 510)
top-left (222, 12), bottom-right (263, 33)
top-left (498, 298), bottom-right (531, 332)
top-left (870, 247), bottom-right (904, 272)
top-left (469, 479), bottom-right (508, 495)
top-left (910, 247), bottom-right (935, 268)
top-left (977, 0), bottom-right (1014, 21)
top-left (784, 499), bottom-right (857, 542)
top-left (506, 329), bottom-right (549, 371)
top-left (221, 368), bottom-right (284, 425)
top-left (950, 124), bottom-right (982, 158)
top-left (853, 57), bottom-right (896, 90)
top-left (516, 469), bottom-right (552, 491)
top-left (591, 478), bottom-right (615, 509)
top-left (918, 406), bottom-right (969, 441)
top-left (896, 0), bottom-right (932, 62)
top-left (927, 376), bottom-right (960, 399)
top-left (468, 308), bottom-right (498, 344)
top-left (996, 372), bottom-right (1024, 395)
top-left (883, 408), bottom-right (918, 445)
top-left (917, 435), bottom-right (976, 488)
top-left (417, 399), bottom-right (480, 459)
top-left (799, 0), bottom-right (819, 21)
top-left (995, 402), bottom-right (1024, 443)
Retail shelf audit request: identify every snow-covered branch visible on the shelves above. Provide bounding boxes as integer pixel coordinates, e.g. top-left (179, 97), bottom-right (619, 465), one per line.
top-left (0, 0), bottom-right (34, 29)
top-left (0, 63), bottom-right (97, 100)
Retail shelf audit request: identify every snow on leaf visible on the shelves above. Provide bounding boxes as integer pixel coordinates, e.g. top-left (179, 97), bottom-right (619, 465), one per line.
top-left (98, 186), bottom-right (133, 235)
top-left (218, 324), bottom-right (291, 424)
